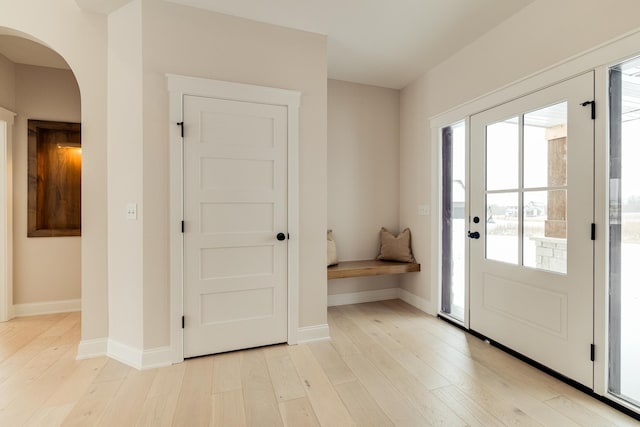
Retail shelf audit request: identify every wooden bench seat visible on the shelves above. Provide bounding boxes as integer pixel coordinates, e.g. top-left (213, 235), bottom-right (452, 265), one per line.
top-left (327, 259), bottom-right (421, 280)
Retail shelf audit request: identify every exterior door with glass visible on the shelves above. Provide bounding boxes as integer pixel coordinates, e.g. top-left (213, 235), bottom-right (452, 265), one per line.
top-left (469, 72), bottom-right (595, 387)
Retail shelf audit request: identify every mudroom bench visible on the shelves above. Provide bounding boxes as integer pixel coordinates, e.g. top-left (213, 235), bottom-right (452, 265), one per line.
top-left (327, 259), bottom-right (421, 280)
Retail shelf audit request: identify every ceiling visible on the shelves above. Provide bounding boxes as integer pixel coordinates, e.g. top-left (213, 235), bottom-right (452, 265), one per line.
top-left (1, 0), bottom-right (535, 89)
top-left (165, 0), bottom-right (535, 89)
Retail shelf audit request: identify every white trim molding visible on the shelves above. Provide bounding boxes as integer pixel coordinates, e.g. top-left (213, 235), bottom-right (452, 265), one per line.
top-left (141, 347), bottom-right (173, 370)
top-left (326, 287), bottom-right (435, 317)
top-left (398, 288), bottom-right (434, 316)
top-left (328, 288), bottom-right (400, 307)
top-left (77, 338), bottom-right (172, 370)
top-left (167, 74), bottom-right (301, 362)
top-left (13, 298), bottom-right (81, 317)
top-left (106, 339), bottom-right (172, 370)
top-left (297, 324), bottom-right (330, 344)
top-left (76, 338), bottom-right (108, 360)
top-left (0, 107), bottom-right (15, 323)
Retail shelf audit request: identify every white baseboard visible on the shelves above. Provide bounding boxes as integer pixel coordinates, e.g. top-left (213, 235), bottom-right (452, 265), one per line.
top-left (327, 288), bottom-right (400, 307)
top-left (107, 339), bottom-right (172, 370)
top-left (142, 346), bottom-right (173, 370)
top-left (297, 324), bottom-right (330, 344)
top-left (325, 286), bottom-right (436, 317)
top-left (398, 288), bottom-right (435, 316)
top-left (78, 337), bottom-right (172, 370)
top-left (13, 298), bottom-right (81, 317)
top-left (76, 338), bottom-right (108, 360)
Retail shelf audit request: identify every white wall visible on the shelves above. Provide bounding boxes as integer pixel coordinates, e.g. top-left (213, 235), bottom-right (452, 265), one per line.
top-left (0, 54), bottom-right (14, 110)
top-left (107, 0), bottom-right (144, 350)
top-left (0, 0), bottom-right (328, 360)
top-left (13, 64), bottom-right (81, 305)
top-left (399, 0), bottom-right (640, 310)
top-left (100, 0), bottom-right (329, 351)
top-left (327, 79), bottom-right (401, 295)
top-left (0, 0), bottom-right (108, 341)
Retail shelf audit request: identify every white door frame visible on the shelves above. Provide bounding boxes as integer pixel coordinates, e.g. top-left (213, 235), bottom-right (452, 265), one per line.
top-left (167, 75), bottom-right (300, 363)
top-left (0, 107), bottom-right (15, 323)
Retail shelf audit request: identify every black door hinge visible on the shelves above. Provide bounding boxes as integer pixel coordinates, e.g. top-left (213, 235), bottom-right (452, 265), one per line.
top-left (287, 233), bottom-right (290, 240)
top-left (177, 121), bottom-right (184, 138)
top-left (181, 221), bottom-right (185, 233)
top-left (591, 223), bottom-right (596, 240)
top-left (590, 344), bottom-right (595, 361)
top-left (182, 316), bottom-right (185, 329)
top-left (580, 100), bottom-right (596, 120)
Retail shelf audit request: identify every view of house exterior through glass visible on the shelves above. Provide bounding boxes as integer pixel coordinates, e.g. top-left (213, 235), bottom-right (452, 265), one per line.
top-left (609, 55), bottom-right (640, 408)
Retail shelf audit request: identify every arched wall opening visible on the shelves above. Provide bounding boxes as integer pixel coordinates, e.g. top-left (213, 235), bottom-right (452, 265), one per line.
top-left (0, 2), bottom-right (109, 351)
top-left (0, 34), bottom-right (82, 319)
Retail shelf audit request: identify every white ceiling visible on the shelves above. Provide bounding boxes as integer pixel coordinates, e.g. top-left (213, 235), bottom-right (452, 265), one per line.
top-left (165, 0), bottom-right (535, 89)
top-left (2, 0), bottom-right (535, 89)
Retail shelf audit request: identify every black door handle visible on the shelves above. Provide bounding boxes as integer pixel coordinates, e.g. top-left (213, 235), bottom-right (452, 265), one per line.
top-left (467, 231), bottom-right (480, 239)
top-left (276, 232), bottom-right (286, 241)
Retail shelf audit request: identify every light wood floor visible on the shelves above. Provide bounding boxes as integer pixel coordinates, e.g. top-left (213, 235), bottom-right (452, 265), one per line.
top-left (0, 300), bottom-right (638, 426)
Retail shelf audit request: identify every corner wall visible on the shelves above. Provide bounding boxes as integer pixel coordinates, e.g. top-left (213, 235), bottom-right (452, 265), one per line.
top-left (399, 0), bottom-right (640, 313)
top-left (327, 79), bottom-right (401, 300)
top-left (107, 0), bottom-right (144, 351)
top-left (0, 0), bottom-right (108, 343)
top-left (105, 0), bottom-right (328, 351)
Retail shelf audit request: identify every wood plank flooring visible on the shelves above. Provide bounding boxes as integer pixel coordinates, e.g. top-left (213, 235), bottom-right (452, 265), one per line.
top-left (0, 300), bottom-right (638, 426)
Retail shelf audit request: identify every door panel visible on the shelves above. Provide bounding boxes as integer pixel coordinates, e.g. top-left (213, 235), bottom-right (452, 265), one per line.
top-left (469, 72), bottom-right (595, 387)
top-left (183, 95), bottom-right (288, 358)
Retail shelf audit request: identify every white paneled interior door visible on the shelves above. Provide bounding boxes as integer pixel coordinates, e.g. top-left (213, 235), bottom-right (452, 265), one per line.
top-left (469, 72), bottom-right (595, 387)
top-left (183, 95), bottom-right (288, 358)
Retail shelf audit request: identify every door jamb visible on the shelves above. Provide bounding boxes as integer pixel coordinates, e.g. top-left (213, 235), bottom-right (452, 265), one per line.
top-left (0, 107), bottom-right (15, 323)
top-left (167, 75), bottom-right (300, 363)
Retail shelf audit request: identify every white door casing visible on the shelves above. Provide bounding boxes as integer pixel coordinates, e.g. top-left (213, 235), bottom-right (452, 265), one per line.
top-left (469, 72), bottom-right (595, 387)
top-left (168, 75), bottom-right (300, 362)
top-left (0, 107), bottom-right (15, 322)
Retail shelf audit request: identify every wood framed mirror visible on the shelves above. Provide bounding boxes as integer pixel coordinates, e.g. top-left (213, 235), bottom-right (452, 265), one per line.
top-left (27, 119), bottom-right (81, 237)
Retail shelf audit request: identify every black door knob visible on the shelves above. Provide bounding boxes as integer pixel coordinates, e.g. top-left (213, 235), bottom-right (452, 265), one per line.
top-left (467, 231), bottom-right (480, 239)
top-left (276, 232), bottom-right (286, 241)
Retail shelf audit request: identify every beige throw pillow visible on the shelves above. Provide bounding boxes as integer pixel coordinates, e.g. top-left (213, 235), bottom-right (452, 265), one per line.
top-left (327, 230), bottom-right (338, 266)
top-left (377, 227), bottom-right (416, 262)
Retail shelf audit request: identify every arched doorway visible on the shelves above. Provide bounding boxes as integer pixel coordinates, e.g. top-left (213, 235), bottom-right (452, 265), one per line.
top-left (0, 34), bottom-right (82, 320)
top-left (0, 5), bottom-right (110, 355)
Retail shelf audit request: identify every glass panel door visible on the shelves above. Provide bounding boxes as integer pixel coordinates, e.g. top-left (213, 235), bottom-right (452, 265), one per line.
top-left (441, 121), bottom-right (466, 322)
top-left (609, 57), bottom-right (640, 407)
top-left (469, 72), bottom-right (595, 387)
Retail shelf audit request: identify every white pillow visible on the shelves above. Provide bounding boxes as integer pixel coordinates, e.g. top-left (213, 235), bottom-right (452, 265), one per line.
top-left (327, 230), bottom-right (338, 266)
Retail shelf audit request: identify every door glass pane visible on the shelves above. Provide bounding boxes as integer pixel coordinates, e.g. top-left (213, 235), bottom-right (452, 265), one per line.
top-left (441, 122), bottom-right (465, 322)
top-left (486, 118), bottom-right (519, 191)
top-left (609, 57), bottom-right (640, 407)
top-left (486, 192), bottom-right (518, 264)
top-left (524, 103), bottom-right (568, 188)
top-left (523, 190), bottom-right (567, 273)
top-left (520, 101), bottom-right (569, 275)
